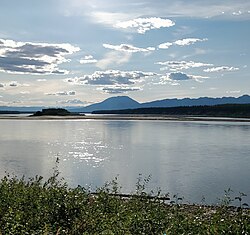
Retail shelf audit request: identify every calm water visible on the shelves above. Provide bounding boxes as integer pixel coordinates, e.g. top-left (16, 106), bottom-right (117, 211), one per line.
top-left (0, 119), bottom-right (250, 204)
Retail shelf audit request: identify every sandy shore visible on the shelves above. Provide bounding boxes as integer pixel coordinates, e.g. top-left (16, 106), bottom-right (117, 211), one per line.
top-left (1, 114), bottom-right (250, 122)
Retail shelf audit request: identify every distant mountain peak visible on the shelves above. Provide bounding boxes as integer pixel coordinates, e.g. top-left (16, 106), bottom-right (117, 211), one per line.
top-left (77, 96), bottom-right (140, 112)
top-left (102, 96), bottom-right (139, 103)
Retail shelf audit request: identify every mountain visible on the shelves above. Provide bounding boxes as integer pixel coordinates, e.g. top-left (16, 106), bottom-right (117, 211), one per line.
top-left (78, 95), bottom-right (250, 113)
top-left (71, 96), bottom-right (141, 113)
top-left (1, 95), bottom-right (250, 113)
top-left (140, 95), bottom-right (250, 108)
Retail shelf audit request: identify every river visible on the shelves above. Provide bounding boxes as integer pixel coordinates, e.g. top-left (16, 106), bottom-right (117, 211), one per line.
top-left (0, 119), bottom-right (249, 205)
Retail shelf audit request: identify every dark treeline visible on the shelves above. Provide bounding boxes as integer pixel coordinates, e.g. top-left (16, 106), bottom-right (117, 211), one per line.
top-left (93, 104), bottom-right (250, 118)
top-left (0, 111), bottom-right (20, 114)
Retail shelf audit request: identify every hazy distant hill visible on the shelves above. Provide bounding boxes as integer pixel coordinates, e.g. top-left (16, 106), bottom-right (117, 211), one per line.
top-left (1, 95), bottom-right (250, 113)
top-left (140, 95), bottom-right (250, 108)
top-left (71, 96), bottom-right (141, 113)
top-left (72, 95), bottom-right (250, 113)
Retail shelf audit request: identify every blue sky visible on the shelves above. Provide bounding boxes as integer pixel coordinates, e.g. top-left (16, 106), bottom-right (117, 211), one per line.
top-left (0, 0), bottom-right (249, 106)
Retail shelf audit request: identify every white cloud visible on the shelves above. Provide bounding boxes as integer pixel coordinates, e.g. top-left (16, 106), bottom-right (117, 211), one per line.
top-left (204, 66), bottom-right (239, 72)
top-left (156, 60), bottom-right (213, 71)
top-left (166, 72), bottom-right (193, 81)
top-left (161, 72), bottom-right (208, 84)
top-left (97, 86), bottom-right (141, 94)
top-left (20, 91), bottom-right (30, 94)
top-left (96, 51), bottom-right (132, 69)
top-left (46, 91), bottom-right (76, 96)
top-left (158, 38), bottom-right (207, 49)
top-left (89, 11), bottom-right (133, 27)
top-left (232, 11), bottom-right (242, 16)
top-left (0, 81), bottom-right (30, 88)
top-left (0, 38), bottom-right (80, 75)
top-left (69, 70), bottom-right (155, 85)
top-left (174, 38), bottom-right (208, 46)
top-left (226, 90), bottom-right (241, 94)
top-left (103, 43), bottom-right (155, 53)
top-left (115, 17), bottom-right (175, 34)
top-left (158, 42), bottom-right (173, 49)
top-left (83, 55), bottom-right (94, 60)
top-left (68, 91), bottom-right (76, 95)
top-left (57, 99), bottom-right (86, 105)
top-left (64, 78), bottom-right (75, 83)
top-left (80, 55), bottom-right (97, 64)
top-left (66, 70), bottom-right (156, 93)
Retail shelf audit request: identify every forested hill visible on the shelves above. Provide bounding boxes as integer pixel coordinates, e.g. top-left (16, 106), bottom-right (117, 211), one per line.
top-left (92, 104), bottom-right (250, 118)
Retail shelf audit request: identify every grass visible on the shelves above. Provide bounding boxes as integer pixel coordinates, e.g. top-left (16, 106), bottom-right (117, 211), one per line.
top-left (0, 170), bottom-right (249, 234)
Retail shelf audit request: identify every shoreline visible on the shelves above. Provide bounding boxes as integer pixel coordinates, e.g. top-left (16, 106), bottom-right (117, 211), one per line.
top-left (1, 114), bottom-right (250, 122)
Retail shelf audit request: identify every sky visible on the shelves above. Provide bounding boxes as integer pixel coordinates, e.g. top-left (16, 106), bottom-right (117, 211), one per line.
top-left (0, 0), bottom-right (250, 106)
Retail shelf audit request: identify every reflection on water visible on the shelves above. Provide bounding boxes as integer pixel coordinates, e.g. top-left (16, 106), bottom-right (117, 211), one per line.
top-left (0, 119), bottom-right (250, 204)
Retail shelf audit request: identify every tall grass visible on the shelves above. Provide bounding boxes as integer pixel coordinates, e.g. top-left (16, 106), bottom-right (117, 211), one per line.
top-left (0, 170), bottom-right (249, 234)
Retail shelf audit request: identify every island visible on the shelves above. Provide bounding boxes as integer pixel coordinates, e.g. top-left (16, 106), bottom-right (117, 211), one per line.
top-left (31, 108), bottom-right (80, 116)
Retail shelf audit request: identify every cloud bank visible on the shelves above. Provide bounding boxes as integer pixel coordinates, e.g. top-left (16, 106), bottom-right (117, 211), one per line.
top-left (156, 60), bottom-right (213, 71)
top-left (0, 39), bottom-right (80, 75)
top-left (160, 72), bottom-right (208, 85)
top-left (65, 70), bottom-right (155, 93)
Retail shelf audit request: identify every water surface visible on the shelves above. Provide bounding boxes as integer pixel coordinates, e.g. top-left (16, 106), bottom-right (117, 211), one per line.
top-left (0, 119), bottom-right (249, 204)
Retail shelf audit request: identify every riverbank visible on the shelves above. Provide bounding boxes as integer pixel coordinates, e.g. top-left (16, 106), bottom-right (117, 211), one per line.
top-left (0, 173), bottom-right (249, 234)
top-left (1, 114), bottom-right (250, 122)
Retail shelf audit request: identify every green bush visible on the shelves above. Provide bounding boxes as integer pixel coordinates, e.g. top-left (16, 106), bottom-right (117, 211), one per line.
top-left (0, 172), bottom-right (249, 234)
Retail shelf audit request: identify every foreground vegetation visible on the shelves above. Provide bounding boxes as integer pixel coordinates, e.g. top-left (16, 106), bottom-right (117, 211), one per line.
top-left (0, 171), bottom-right (249, 234)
